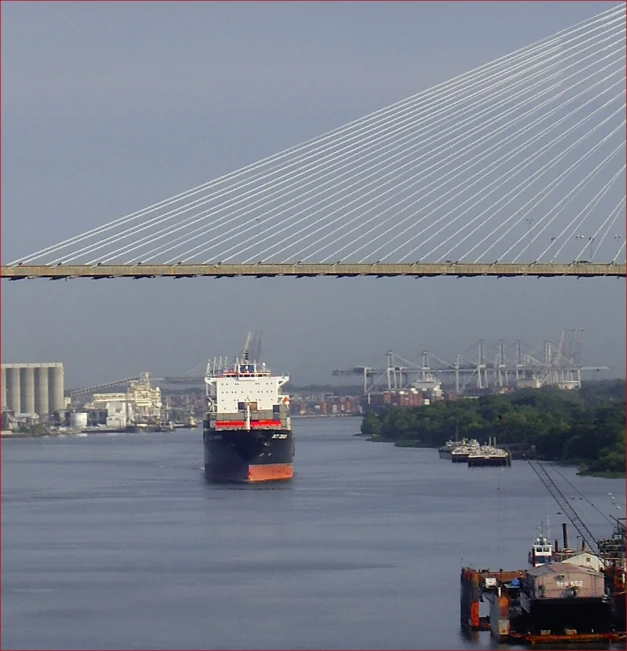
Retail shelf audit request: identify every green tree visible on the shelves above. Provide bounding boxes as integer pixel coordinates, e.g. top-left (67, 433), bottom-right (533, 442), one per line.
top-left (359, 381), bottom-right (626, 475)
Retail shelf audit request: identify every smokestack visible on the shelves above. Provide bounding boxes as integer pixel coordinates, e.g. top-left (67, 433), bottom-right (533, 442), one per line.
top-left (562, 523), bottom-right (569, 550)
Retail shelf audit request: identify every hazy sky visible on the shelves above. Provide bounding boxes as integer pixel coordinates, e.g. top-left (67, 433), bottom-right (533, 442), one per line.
top-left (2, 1), bottom-right (625, 389)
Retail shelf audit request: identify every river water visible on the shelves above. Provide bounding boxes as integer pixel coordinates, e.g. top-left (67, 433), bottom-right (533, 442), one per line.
top-left (2, 418), bottom-right (625, 650)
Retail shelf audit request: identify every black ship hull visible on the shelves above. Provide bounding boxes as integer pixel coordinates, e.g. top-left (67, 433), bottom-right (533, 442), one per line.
top-left (203, 426), bottom-right (294, 483)
top-left (517, 596), bottom-right (612, 635)
top-left (468, 455), bottom-right (511, 467)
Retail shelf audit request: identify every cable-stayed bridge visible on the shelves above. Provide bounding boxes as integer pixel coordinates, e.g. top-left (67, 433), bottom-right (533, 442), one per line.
top-left (2, 6), bottom-right (625, 280)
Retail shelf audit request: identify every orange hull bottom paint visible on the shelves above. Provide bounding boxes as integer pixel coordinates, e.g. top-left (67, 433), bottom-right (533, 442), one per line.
top-left (247, 463), bottom-right (293, 482)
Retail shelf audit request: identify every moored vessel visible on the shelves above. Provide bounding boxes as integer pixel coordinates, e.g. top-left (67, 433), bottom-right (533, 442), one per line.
top-left (467, 445), bottom-right (511, 467)
top-left (528, 529), bottom-right (553, 567)
top-left (451, 438), bottom-right (480, 463)
top-left (203, 344), bottom-right (294, 483)
top-left (438, 439), bottom-right (456, 459)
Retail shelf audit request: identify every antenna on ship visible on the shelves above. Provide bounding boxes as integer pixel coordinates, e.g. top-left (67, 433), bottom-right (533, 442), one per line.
top-left (241, 332), bottom-right (253, 362)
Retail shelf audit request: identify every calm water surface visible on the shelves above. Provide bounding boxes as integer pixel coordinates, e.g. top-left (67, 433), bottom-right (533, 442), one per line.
top-left (2, 418), bottom-right (625, 650)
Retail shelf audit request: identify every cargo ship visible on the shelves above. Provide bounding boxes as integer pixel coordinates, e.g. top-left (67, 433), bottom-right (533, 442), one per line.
top-left (203, 349), bottom-right (294, 483)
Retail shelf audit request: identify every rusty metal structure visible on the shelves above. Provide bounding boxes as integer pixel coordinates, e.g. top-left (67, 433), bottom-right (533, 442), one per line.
top-left (460, 459), bottom-right (626, 645)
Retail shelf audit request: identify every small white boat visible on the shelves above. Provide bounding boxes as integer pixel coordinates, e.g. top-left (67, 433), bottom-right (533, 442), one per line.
top-left (529, 523), bottom-right (553, 567)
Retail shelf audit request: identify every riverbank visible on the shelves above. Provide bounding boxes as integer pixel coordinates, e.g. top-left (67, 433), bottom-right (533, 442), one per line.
top-left (359, 381), bottom-right (626, 478)
top-left (2, 415), bottom-right (358, 439)
top-left (2, 430), bottom-right (67, 439)
top-left (358, 433), bottom-right (625, 478)
top-left (1, 426), bottom-right (186, 439)
top-left (2, 429), bottom-right (96, 439)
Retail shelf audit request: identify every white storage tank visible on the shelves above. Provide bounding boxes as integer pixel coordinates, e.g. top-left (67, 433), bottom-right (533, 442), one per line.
top-left (69, 412), bottom-right (88, 429)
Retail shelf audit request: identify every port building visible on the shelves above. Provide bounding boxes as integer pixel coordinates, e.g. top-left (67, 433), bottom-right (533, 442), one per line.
top-left (1, 362), bottom-right (64, 418)
top-left (88, 372), bottom-right (162, 429)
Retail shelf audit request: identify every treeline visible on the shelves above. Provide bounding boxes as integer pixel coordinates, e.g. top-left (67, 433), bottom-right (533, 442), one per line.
top-left (360, 380), bottom-right (626, 475)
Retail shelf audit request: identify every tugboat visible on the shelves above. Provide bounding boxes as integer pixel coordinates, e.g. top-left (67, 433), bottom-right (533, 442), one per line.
top-left (203, 343), bottom-right (294, 483)
top-left (528, 524), bottom-right (553, 567)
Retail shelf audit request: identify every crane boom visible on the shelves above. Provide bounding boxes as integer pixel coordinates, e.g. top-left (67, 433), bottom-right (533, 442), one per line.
top-left (528, 459), bottom-right (600, 556)
top-left (68, 376), bottom-right (140, 397)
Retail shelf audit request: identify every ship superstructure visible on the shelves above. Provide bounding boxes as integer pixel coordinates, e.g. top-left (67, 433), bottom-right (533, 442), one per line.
top-left (203, 347), bottom-right (293, 482)
top-left (529, 529), bottom-right (553, 567)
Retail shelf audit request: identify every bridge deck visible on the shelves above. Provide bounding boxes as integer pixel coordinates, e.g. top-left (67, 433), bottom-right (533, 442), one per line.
top-left (1, 262), bottom-right (625, 279)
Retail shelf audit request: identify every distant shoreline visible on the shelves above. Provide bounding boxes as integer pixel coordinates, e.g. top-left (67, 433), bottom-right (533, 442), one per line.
top-left (1, 414), bottom-right (360, 439)
top-left (292, 414), bottom-right (359, 419)
top-left (357, 436), bottom-right (626, 479)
